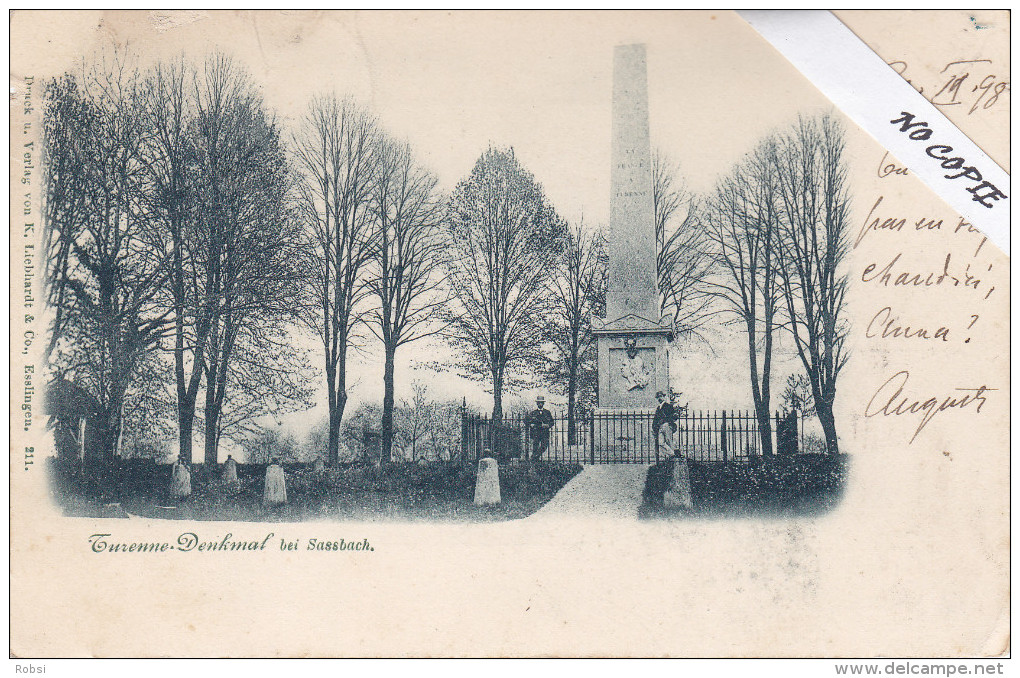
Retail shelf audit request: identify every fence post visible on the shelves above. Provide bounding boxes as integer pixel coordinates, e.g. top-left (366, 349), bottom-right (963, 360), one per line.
top-left (460, 400), bottom-right (469, 461)
top-left (773, 411), bottom-right (779, 455)
top-left (654, 413), bottom-right (659, 465)
top-left (589, 411), bottom-right (596, 465)
top-left (721, 410), bottom-right (728, 462)
top-left (792, 408), bottom-right (800, 455)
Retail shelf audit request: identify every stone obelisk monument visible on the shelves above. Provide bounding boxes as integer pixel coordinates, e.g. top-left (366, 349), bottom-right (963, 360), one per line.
top-left (592, 44), bottom-right (673, 455)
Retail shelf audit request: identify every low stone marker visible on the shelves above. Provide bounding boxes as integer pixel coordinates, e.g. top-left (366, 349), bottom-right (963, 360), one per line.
top-left (474, 454), bottom-right (501, 506)
top-left (312, 458), bottom-right (325, 474)
top-left (170, 461), bottom-right (192, 499)
top-left (263, 463), bottom-right (288, 506)
top-left (222, 455), bottom-right (238, 483)
top-left (663, 456), bottom-right (693, 510)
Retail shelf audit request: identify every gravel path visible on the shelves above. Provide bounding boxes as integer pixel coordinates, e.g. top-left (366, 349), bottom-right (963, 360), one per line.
top-left (531, 464), bottom-right (649, 521)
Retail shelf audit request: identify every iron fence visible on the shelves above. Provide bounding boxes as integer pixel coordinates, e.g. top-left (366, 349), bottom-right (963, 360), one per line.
top-left (461, 408), bottom-right (806, 464)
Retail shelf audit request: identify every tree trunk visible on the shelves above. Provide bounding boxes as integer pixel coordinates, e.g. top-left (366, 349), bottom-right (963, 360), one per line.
top-left (94, 376), bottom-right (128, 462)
top-left (91, 405), bottom-right (119, 462)
top-left (567, 363), bottom-right (577, 445)
top-left (380, 343), bottom-right (396, 465)
top-left (203, 322), bottom-right (236, 467)
top-left (492, 371), bottom-right (503, 425)
top-left (755, 403), bottom-right (774, 458)
top-left (761, 315), bottom-right (774, 457)
top-left (326, 387), bottom-right (348, 468)
top-left (325, 385), bottom-right (337, 467)
top-left (746, 329), bottom-right (774, 457)
top-left (491, 370), bottom-right (504, 458)
top-left (178, 401), bottom-right (195, 464)
top-left (203, 395), bottom-right (219, 466)
top-left (817, 400), bottom-right (840, 455)
top-left (327, 406), bottom-right (340, 467)
top-left (171, 224), bottom-right (202, 467)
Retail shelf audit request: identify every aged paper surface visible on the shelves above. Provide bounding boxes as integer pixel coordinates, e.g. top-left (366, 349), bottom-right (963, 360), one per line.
top-left (9, 10), bottom-right (1009, 657)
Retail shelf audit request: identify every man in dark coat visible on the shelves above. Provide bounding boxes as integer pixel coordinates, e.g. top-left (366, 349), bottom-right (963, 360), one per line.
top-left (525, 396), bottom-right (554, 462)
top-left (653, 390), bottom-right (679, 457)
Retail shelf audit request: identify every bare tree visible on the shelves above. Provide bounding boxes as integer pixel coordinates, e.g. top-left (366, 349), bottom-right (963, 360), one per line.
top-left (42, 54), bottom-right (173, 460)
top-left (367, 139), bottom-right (448, 464)
top-left (441, 146), bottom-right (566, 425)
top-left (177, 53), bottom-right (301, 466)
top-left (41, 73), bottom-right (93, 360)
top-left (544, 221), bottom-right (605, 444)
top-left (292, 94), bottom-right (380, 467)
top-left (653, 150), bottom-right (713, 340)
top-left (135, 55), bottom-right (205, 464)
top-left (772, 115), bottom-right (851, 455)
top-left (402, 380), bottom-right (433, 462)
top-left (705, 139), bottom-right (782, 456)
top-left (46, 50), bottom-right (314, 468)
top-left (135, 53), bottom-right (302, 466)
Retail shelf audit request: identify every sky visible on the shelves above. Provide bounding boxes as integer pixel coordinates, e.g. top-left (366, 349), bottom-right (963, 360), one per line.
top-left (16, 10), bottom-right (833, 221)
top-left (15, 10), bottom-right (839, 438)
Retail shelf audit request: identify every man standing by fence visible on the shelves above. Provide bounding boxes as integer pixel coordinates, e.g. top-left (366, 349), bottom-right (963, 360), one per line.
top-left (654, 390), bottom-right (680, 458)
top-left (525, 396), bottom-right (554, 462)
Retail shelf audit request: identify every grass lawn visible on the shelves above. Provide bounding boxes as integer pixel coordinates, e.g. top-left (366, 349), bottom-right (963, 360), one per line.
top-left (640, 454), bottom-right (849, 520)
top-left (47, 458), bottom-right (583, 523)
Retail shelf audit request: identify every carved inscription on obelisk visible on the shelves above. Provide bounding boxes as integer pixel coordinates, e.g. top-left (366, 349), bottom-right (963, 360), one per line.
top-left (607, 43), bottom-right (658, 322)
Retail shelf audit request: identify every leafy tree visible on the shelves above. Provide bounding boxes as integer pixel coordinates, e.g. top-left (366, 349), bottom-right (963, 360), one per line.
top-left (42, 55), bottom-right (173, 460)
top-left (396, 382), bottom-right (461, 462)
top-left (780, 373), bottom-right (816, 417)
top-left (117, 352), bottom-right (177, 461)
top-left (241, 425), bottom-right (303, 465)
top-left (441, 147), bottom-right (566, 425)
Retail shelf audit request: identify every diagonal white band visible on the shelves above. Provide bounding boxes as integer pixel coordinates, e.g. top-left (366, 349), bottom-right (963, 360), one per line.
top-left (739, 10), bottom-right (1010, 256)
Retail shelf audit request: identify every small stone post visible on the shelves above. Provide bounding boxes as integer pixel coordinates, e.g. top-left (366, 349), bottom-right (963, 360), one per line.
top-left (170, 461), bottom-right (192, 499)
top-left (663, 455), bottom-right (693, 510)
top-left (312, 458), bottom-right (325, 474)
top-left (474, 453), bottom-right (501, 506)
top-left (263, 463), bottom-right (288, 506)
top-left (222, 455), bottom-right (238, 483)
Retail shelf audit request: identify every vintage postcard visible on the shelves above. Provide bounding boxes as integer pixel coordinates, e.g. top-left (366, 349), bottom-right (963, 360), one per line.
top-left (9, 10), bottom-right (1009, 658)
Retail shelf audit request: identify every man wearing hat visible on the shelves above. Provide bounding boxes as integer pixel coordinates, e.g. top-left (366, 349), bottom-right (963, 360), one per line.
top-left (653, 389), bottom-right (679, 458)
top-left (525, 396), bottom-right (554, 462)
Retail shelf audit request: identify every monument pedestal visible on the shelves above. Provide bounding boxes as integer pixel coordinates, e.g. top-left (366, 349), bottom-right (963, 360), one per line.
top-left (592, 315), bottom-right (673, 462)
top-left (591, 408), bottom-right (654, 463)
top-left (593, 315), bottom-right (672, 409)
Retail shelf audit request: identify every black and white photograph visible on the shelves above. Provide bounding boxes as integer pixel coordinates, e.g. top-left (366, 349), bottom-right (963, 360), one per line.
top-left (10, 10), bottom-right (1009, 660)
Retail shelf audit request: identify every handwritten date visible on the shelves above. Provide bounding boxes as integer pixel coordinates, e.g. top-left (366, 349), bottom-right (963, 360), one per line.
top-left (889, 58), bottom-right (1009, 115)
